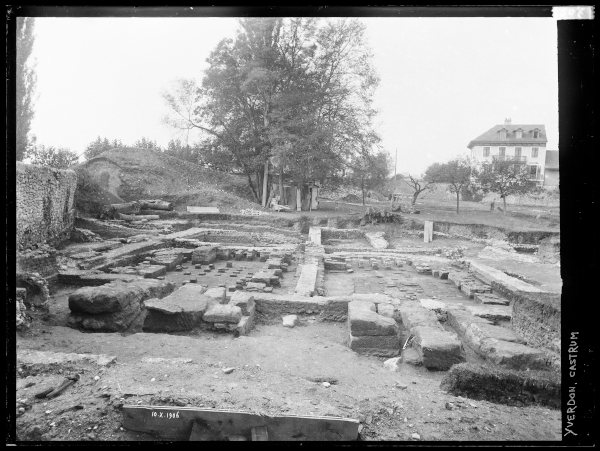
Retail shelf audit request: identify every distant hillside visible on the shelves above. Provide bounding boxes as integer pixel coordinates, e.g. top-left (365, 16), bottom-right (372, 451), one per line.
top-left (81, 148), bottom-right (253, 210)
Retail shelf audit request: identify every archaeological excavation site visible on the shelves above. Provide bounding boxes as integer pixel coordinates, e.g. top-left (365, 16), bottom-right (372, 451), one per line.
top-left (14, 157), bottom-right (563, 442)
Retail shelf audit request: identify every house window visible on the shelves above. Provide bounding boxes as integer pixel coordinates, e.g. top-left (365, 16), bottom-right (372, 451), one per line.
top-left (516, 130), bottom-right (523, 139)
top-left (533, 130), bottom-right (539, 138)
top-left (499, 147), bottom-right (506, 157)
top-left (529, 165), bottom-right (539, 178)
top-left (515, 147), bottom-right (522, 158)
top-left (532, 147), bottom-right (539, 158)
top-left (483, 147), bottom-right (490, 157)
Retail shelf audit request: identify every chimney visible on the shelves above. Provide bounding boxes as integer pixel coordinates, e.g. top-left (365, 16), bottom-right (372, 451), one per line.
top-left (504, 118), bottom-right (512, 125)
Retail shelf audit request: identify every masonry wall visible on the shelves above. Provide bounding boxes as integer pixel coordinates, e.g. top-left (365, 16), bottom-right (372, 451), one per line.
top-left (17, 162), bottom-right (78, 250)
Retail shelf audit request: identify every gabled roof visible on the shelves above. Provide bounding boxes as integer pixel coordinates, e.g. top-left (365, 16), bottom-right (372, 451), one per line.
top-left (545, 150), bottom-right (559, 169)
top-left (468, 124), bottom-right (547, 148)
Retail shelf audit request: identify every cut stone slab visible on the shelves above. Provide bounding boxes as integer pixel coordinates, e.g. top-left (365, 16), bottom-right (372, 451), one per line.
top-left (137, 264), bottom-right (167, 279)
top-left (294, 262), bottom-right (319, 297)
top-left (465, 305), bottom-right (512, 322)
top-left (464, 322), bottom-right (525, 351)
top-left (447, 272), bottom-right (466, 289)
top-left (467, 260), bottom-right (545, 294)
top-left (478, 338), bottom-right (547, 370)
top-left (282, 314), bottom-right (299, 328)
top-left (204, 287), bottom-right (227, 304)
top-left (203, 304), bottom-right (243, 324)
top-left (142, 284), bottom-right (210, 332)
top-left (191, 245), bottom-right (217, 265)
top-left (447, 309), bottom-right (492, 337)
top-left (348, 301), bottom-right (398, 336)
top-left (186, 206), bottom-right (220, 214)
top-left (474, 292), bottom-right (510, 306)
top-left (69, 279), bottom-right (175, 314)
top-left (398, 303), bottom-right (442, 330)
top-left (348, 334), bottom-right (400, 357)
top-left (412, 326), bottom-right (465, 370)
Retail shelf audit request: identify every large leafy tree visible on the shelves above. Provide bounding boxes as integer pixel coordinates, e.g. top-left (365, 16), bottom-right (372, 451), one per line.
top-left (425, 158), bottom-right (472, 214)
top-left (163, 18), bottom-right (380, 204)
top-left (16, 17), bottom-right (37, 161)
top-left (349, 150), bottom-right (390, 205)
top-left (474, 159), bottom-right (539, 213)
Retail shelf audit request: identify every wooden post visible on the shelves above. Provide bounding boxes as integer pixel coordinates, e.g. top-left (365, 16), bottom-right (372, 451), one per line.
top-left (296, 186), bottom-right (302, 211)
top-left (424, 221), bottom-right (433, 243)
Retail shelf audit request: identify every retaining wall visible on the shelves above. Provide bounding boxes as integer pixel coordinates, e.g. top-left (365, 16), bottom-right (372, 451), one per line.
top-left (17, 162), bottom-right (77, 250)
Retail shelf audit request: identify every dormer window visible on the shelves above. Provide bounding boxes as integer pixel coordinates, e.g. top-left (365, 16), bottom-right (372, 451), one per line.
top-left (498, 128), bottom-right (507, 140)
top-left (515, 129), bottom-right (523, 139)
top-left (533, 129), bottom-right (539, 139)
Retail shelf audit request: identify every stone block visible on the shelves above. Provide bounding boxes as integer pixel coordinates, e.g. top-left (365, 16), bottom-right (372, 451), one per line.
top-left (203, 304), bottom-right (243, 324)
top-left (401, 347), bottom-right (422, 366)
top-left (348, 301), bottom-right (398, 336)
top-left (478, 338), bottom-right (547, 370)
top-left (412, 326), bottom-right (465, 370)
top-left (204, 286), bottom-right (227, 304)
top-left (229, 291), bottom-right (255, 316)
top-left (398, 303), bottom-right (441, 330)
top-left (460, 282), bottom-right (492, 299)
top-left (252, 270), bottom-right (280, 286)
top-left (464, 322), bottom-right (525, 350)
top-left (439, 271), bottom-right (449, 280)
top-left (69, 279), bottom-right (175, 314)
top-left (348, 334), bottom-right (400, 357)
top-left (149, 251), bottom-right (184, 271)
top-left (235, 315), bottom-right (254, 336)
top-left (142, 285), bottom-right (211, 332)
top-left (246, 282), bottom-right (267, 292)
top-left (282, 314), bottom-right (299, 328)
top-left (191, 245), bottom-right (217, 265)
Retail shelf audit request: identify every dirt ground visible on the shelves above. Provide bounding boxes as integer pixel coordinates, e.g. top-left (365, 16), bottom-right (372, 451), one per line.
top-left (16, 318), bottom-right (561, 442)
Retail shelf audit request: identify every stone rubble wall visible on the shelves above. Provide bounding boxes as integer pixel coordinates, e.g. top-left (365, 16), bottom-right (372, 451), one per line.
top-left (17, 162), bottom-right (77, 250)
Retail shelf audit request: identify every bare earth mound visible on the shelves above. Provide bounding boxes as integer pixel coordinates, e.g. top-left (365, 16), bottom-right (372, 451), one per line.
top-left (82, 148), bottom-right (253, 211)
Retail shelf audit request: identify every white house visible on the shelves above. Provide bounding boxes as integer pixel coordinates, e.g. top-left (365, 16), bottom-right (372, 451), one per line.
top-left (467, 119), bottom-right (549, 185)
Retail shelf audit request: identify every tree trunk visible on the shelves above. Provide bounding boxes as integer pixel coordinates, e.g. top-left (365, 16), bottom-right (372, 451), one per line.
top-left (246, 172), bottom-right (259, 202)
top-left (456, 191), bottom-right (460, 214)
top-left (261, 161), bottom-right (269, 207)
top-left (279, 166), bottom-right (284, 203)
top-left (412, 191), bottom-right (418, 206)
top-left (503, 195), bottom-right (507, 213)
top-left (362, 177), bottom-right (366, 206)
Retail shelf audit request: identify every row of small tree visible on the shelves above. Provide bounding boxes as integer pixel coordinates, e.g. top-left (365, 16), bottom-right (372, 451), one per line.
top-left (402, 157), bottom-right (539, 214)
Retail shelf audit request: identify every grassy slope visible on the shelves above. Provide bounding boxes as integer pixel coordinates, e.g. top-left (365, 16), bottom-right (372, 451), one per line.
top-left (83, 148), bottom-right (254, 211)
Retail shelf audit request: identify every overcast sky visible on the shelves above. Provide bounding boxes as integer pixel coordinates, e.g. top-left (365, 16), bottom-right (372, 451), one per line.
top-left (28, 16), bottom-right (558, 175)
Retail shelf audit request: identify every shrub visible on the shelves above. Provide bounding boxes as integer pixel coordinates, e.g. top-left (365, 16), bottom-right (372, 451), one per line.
top-left (73, 167), bottom-right (105, 216)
